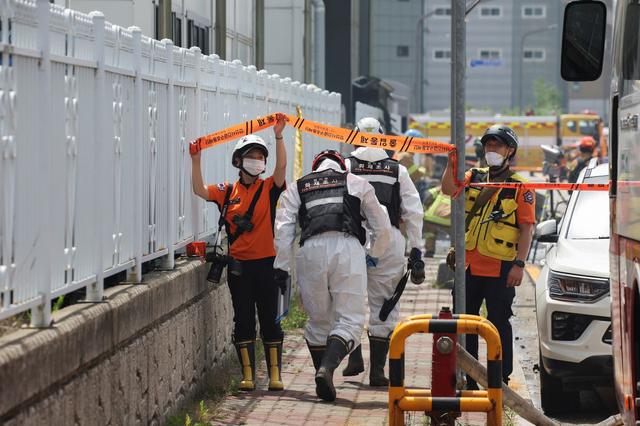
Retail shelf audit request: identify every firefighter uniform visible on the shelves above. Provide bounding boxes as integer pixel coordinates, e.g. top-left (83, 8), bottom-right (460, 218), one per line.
top-left (196, 132), bottom-right (287, 393)
top-left (463, 166), bottom-right (535, 386)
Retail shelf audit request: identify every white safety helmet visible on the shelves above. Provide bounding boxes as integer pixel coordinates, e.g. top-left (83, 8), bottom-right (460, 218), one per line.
top-left (232, 134), bottom-right (268, 168)
top-left (355, 117), bottom-right (384, 134)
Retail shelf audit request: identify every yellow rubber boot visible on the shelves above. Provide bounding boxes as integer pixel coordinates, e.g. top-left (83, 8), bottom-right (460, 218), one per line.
top-left (234, 341), bottom-right (256, 391)
top-left (264, 340), bottom-right (284, 391)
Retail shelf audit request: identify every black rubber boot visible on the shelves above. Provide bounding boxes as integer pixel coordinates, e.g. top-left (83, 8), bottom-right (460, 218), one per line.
top-left (234, 340), bottom-right (256, 391)
top-left (306, 339), bottom-right (326, 372)
top-left (342, 344), bottom-right (364, 376)
top-left (369, 335), bottom-right (390, 387)
top-left (315, 335), bottom-right (350, 402)
top-left (264, 340), bottom-right (284, 391)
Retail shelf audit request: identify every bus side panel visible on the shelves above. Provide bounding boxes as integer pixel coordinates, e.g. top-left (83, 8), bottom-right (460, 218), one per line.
top-left (617, 237), bottom-right (640, 423)
top-left (611, 219), bottom-right (625, 416)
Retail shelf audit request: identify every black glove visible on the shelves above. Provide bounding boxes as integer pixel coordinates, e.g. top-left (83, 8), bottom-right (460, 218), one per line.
top-left (446, 248), bottom-right (456, 271)
top-left (273, 268), bottom-right (289, 294)
top-left (408, 248), bottom-right (425, 285)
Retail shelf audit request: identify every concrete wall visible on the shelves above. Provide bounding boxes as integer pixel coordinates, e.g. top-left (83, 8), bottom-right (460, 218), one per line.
top-left (0, 259), bottom-right (235, 425)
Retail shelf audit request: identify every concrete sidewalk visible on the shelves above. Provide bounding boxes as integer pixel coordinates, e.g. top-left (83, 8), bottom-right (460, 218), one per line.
top-left (211, 256), bottom-right (531, 425)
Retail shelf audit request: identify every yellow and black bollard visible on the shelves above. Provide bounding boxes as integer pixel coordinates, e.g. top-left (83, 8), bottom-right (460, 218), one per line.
top-left (388, 314), bottom-right (503, 426)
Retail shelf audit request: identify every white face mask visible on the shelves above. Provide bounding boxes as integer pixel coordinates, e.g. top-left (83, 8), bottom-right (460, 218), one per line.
top-left (242, 158), bottom-right (266, 176)
top-left (485, 151), bottom-right (505, 167)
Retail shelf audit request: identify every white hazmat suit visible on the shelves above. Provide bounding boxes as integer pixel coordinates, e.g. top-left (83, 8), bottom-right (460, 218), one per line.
top-left (340, 146), bottom-right (424, 387)
top-left (346, 147), bottom-right (425, 337)
top-left (274, 159), bottom-right (391, 349)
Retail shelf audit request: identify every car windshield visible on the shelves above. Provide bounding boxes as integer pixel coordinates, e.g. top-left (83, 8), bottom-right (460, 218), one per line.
top-left (565, 174), bottom-right (610, 239)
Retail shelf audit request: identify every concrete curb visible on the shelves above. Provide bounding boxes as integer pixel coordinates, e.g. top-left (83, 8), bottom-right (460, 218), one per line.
top-left (0, 258), bottom-right (236, 424)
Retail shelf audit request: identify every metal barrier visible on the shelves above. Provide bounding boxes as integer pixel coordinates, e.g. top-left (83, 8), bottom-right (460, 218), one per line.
top-left (0, 0), bottom-right (342, 325)
top-left (388, 314), bottom-right (503, 426)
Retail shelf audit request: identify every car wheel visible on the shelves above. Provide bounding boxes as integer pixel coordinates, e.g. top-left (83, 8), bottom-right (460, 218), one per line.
top-left (539, 350), bottom-right (580, 415)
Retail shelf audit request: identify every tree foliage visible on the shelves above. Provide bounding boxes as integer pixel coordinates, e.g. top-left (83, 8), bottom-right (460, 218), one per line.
top-left (531, 77), bottom-right (563, 115)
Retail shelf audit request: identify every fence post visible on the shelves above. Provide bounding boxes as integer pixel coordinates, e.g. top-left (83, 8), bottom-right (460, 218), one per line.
top-left (128, 26), bottom-right (143, 282)
top-left (85, 11), bottom-right (106, 302)
top-left (162, 39), bottom-right (176, 269)
top-left (190, 46), bottom-right (202, 240)
top-left (31, 0), bottom-right (52, 327)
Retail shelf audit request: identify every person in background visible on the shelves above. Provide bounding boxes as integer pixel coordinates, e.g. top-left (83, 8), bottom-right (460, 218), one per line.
top-left (422, 186), bottom-right (451, 258)
top-left (190, 116), bottom-right (287, 392)
top-left (397, 149), bottom-right (430, 204)
top-left (567, 136), bottom-right (596, 183)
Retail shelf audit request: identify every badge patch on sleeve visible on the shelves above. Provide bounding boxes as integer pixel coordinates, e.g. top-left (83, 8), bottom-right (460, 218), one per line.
top-left (217, 183), bottom-right (226, 191)
top-left (523, 190), bottom-right (534, 204)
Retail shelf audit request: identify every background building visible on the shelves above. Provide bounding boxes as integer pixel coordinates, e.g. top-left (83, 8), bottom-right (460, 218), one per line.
top-left (264, 0), bottom-right (307, 83)
top-left (264, 0), bottom-right (370, 124)
top-left (368, 0), bottom-right (423, 112)
top-left (53, 1), bottom-right (612, 123)
top-left (422, 0), bottom-right (565, 114)
top-left (54, 0), bottom-right (257, 65)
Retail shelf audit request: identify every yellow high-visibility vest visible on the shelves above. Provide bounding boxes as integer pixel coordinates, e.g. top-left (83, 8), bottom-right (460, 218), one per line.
top-left (465, 168), bottom-right (526, 261)
top-left (424, 187), bottom-right (451, 227)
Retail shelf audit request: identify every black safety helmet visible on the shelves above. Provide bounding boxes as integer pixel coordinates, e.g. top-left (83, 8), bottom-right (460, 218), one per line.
top-left (480, 125), bottom-right (519, 158)
top-left (312, 149), bottom-right (346, 171)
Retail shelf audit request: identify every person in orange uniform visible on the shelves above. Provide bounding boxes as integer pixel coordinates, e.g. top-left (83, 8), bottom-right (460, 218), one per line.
top-left (442, 124), bottom-right (535, 389)
top-left (567, 136), bottom-right (596, 183)
top-left (190, 115), bottom-right (287, 392)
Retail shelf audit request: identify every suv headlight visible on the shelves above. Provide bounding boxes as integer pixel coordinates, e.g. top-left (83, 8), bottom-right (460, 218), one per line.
top-left (548, 271), bottom-right (609, 302)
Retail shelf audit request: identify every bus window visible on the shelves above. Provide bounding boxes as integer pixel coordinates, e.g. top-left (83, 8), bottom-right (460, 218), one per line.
top-left (622, 2), bottom-right (640, 96)
top-left (566, 120), bottom-right (577, 133)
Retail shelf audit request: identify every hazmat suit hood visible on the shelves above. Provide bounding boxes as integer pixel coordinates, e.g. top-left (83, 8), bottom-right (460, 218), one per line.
top-left (351, 147), bottom-right (389, 162)
top-left (315, 158), bottom-right (345, 172)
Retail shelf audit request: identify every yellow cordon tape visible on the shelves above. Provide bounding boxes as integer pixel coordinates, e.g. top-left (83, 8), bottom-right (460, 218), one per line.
top-left (190, 112), bottom-right (610, 192)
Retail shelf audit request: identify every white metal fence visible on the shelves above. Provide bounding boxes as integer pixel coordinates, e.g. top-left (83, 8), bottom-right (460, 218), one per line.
top-left (0, 0), bottom-right (342, 325)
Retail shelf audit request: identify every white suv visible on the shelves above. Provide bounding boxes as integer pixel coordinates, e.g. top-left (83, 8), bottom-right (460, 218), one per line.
top-left (534, 162), bottom-right (612, 415)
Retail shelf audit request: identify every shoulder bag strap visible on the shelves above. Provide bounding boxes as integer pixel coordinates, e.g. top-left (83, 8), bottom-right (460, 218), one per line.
top-left (465, 169), bottom-right (514, 231)
top-left (229, 181), bottom-right (265, 244)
